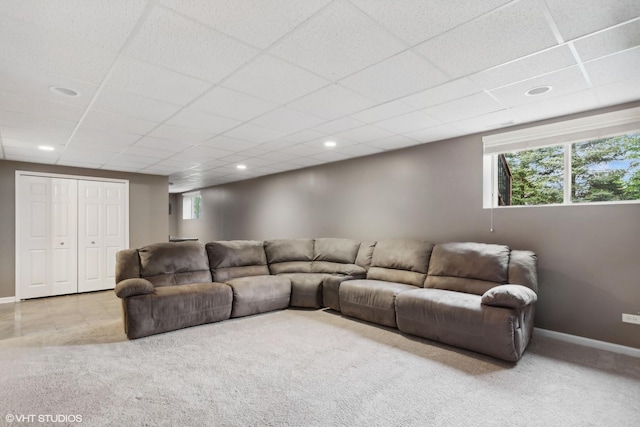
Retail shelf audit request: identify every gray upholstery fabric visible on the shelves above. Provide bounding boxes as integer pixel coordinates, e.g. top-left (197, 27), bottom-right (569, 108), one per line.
top-left (395, 288), bottom-right (529, 362)
top-left (278, 273), bottom-right (332, 308)
top-left (122, 282), bottom-right (232, 339)
top-left (225, 275), bottom-right (291, 318)
top-left (367, 239), bottom-right (434, 286)
top-left (114, 278), bottom-right (155, 298)
top-left (508, 250), bottom-right (538, 293)
top-left (142, 271), bottom-right (213, 288)
top-left (482, 285), bottom-right (538, 308)
top-left (314, 238), bottom-right (361, 263)
top-left (340, 279), bottom-right (417, 328)
top-left (322, 275), bottom-right (355, 312)
top-left (265, 239), bottom-right (314, 274)
top-left (139, 242), bottom-right (210, 276)
top-left (115, 249), bottom-right (139, 283)
top-left (311, 261), bottom-right (366, 276)
top-left (355, 241), bottom-right (376, 269)
top-left (424, 275), bottom-right (500, 296)
top-left (206, 240), bottom-right (270, 281)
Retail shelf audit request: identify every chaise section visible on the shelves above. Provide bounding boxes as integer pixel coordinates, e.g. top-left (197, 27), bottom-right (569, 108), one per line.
top-left (206, 240), bottom-right (291, 318)
top-left (339, 239), bottom-right (434, 326)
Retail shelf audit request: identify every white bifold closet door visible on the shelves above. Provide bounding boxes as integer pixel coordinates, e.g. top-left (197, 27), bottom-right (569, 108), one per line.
top-left (19, 176), bottom-right (78, 299)
top-left (18, 174), bottom-right (128, 299)
top-left (78, 180), bottom-right (127, 293)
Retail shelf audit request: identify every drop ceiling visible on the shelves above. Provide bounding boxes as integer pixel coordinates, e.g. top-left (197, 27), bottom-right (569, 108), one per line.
top-left (0, 0), bottom-right (639, 193)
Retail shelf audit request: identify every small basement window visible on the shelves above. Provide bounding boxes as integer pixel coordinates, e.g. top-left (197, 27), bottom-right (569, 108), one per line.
top-left (483, 107), bottom-right (640, 207)
top-left (182, 191), bottom-right (202, 219)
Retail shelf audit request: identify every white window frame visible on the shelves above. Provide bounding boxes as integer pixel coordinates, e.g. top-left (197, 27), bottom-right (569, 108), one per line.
top-left (483, 107), bottom-right (640, 209)
top-left (182, 191), bottom-right (202, 220)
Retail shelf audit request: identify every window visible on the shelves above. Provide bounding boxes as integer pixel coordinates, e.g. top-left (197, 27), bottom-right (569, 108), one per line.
top-left (182, 191), bottom-right (202, 219)
top-left (483, 107), bottom-right (640, 208)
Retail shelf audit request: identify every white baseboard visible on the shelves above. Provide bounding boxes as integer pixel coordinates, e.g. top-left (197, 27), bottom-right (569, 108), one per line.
top-left (0, 296), bottom-right (17, 304)
top-left (535, 327), bottom-right (640, 358)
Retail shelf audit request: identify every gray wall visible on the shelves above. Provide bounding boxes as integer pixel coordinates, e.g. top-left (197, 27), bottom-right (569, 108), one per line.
top-left (169, 193), bottom-right (179, 237)
top-left (176, 103), bottom-right (640, 349)
top-left (0, 160), bottom-right (169, 298)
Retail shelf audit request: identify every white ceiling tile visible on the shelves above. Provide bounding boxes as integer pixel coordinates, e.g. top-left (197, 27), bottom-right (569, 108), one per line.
top-left (223, 123), bottom-right (287, 144)
top-left (511, 90), bottom-right (600, 124)
top-left (2, 137), bottom-right (65, 152)
top-left (236, 157), bottom-right (276, 167)
top-left (59, 146), bottom-right (117, 164)
top-left (350, 0), bottom-right (511, 45)
top-left (255, 139), bottom-right (299, 151)
top-left (175, 145), bottom-right (234, 161)
top-left (121, 145), bottom-right (175, 160)
top-left (310, 151), bottom-right (352, 162)
top-left (0, 90), bottom-right (84, 122)
top-left (126, 6), bottom-right (259, 83)
top-left (339, 50), bottom-right (450, 103)
top-left (255, 151), bottom-right (301, 163)
top-left (546, 0), bottom-right (640, 41)
top-left (594, 77), bottom-right (640, 107)
top-left (82, 109), bottom-right (159, 135)
top-left (106, 154), bottom-right (158, 168)
top-left (0, 111), bottom-right (75, 144)
top-left (4, 147), bottom-right (59, 163)
top-left (108, 56), bottom-right (212, 105)
top-left (280, 144), bottom-right (325, 157)
top-left (282, 130), bottom-right (327, 143)
top-left (403, 124), bottom-right (466, 144)
top-left (281, 156), bottom-right (325, 167)
top-left (452, 109), bottom-right (518, 134)
top-left (0, 15), bottom-right (117, 84)
top-left (57, 159), bottom-right (104, 169)
top-left (335, 125), bottom-right (395, 143)
top-left (350, 101), bottom-right (414, 124)
top-left (235, 147), bottom-right (272, 158)
top-left (148, 124), bottom-right (216, 144)
top-left (469, 45), bottom-right (576, 90)
top-left (585, 46), bottom-right (640, 86)
top-left (250, 107), bottom-right (325, 134)
top-left (72, 127), bottom-right (141, 149)
top-left (288, 84), bottom-right (376, 120)
top-left (413, 1), bottom-right (557, 78)
top-left (367, 135), bottom-right (421, 151)
top-left (313, 117), bottom-right (365, 134)
top-left (399, 78), bottom-right (482, 110)
top-left (92, 88), bottom-right (182, 122)
top-left (158, 0), bottom-right (331, 49)
top-left (167, 108), bottom-right (241, 134)
top-left (191, 86), bottom-right (277, 122)
top-left (374, 111), bottom-right (442, 134)
top-left (101, 164), bottom-right (145, 173)
top-left (0, 60), bottom-right (99, 107)
top-left (423, 92), bottom-right (505, 123)
top-left (0, 124), bottom-right (71, 146)
top-left (336, 143), bottom-right (384, 157)
top-left (0, 0), bottom-right (148, 51)
top-left (270, 0), bottom-right (406, 80)
top-left (201, 136), bottom-right (259, 153)
top-left (489, 66), bottom-right (591, 108)
top-left (134, 136), bottom-right (193, 153)
top-left (221, 54), bottom-right (329, 104)
top-left (304, 135), bottom-right (360, 149)
top-left (573, 19), bottom-right (640, 62)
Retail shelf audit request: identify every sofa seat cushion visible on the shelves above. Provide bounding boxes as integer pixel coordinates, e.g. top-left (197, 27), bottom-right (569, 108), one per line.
top-left (339, 279), bottom-right (417, 328)
top-left (122, 282), bottom-right (232, 339)
top-left (395, 288), bottom-right (524, 362)
top-left (278, 273), bottom-right (333, 308)
top-left (225, 275), bottom-right (291, 318)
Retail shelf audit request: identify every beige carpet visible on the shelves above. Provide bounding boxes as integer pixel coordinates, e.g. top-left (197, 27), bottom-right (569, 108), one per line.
top-left (0, 309), bottom-right (638, 426)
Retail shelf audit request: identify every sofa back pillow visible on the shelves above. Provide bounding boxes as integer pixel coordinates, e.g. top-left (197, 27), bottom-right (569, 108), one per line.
top-left (424, 242), bottom-right (509, 295)
top-left (206, 240), bottom-right (270, 282)
top-left (508, 250), bottom-right (538, 293)
top-left (366, 239), bottom-right (434, 287)
top-left (138, 241), bottom-right (212, 287)
top-left (314, 238), bottom-right (361, 263)
top-left (355, 240), bottom-right (377, 269)
top-left (265, 239), bottom-right (314, 274)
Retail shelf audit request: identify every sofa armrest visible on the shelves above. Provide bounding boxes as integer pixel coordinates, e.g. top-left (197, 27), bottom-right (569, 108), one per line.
top-left (481, 284), bottom-right (537, 309)
top-left (114, 278), bottom-right (156, 299)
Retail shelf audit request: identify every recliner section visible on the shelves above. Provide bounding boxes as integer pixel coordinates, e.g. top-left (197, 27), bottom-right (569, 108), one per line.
top-left (115, 238), bottom-right (538, 362)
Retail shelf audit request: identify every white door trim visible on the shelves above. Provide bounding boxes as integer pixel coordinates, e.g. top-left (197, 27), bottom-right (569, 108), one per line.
top-left (15, 170), bottom-right (130, 301)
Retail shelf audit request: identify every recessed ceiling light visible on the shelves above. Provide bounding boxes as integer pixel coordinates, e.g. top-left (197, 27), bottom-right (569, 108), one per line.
top-left (324, 141), bottom-right (337, 148)
top-left (237, 164), bottom-right (247, 170)
top-left (38, 145), bottom-right (55, 151)
top-left (525, 86), bottom-right (552, 96)
top-left (49, 86), bottom-right (80, 97)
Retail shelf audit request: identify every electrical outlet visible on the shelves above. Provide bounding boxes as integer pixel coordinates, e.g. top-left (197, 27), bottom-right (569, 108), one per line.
top-left (622, 313), bottom-right (640, 325)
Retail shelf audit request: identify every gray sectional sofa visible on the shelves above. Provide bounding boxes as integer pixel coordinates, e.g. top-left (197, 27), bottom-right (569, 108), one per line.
top-left (115, 238), bottom-right (537, 362)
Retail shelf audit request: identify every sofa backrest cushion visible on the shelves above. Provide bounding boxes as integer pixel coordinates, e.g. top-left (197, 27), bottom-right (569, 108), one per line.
top-left (311, 262), bottom-right (367, 276)
top-left (355, 240), bottom-right (377, 269)
top-left (366, 239), bottom-right (434, 287)
top-left (424, 242), bottom-right (510, 295)
top-left (138, 241), bottom-right (212, 287)
top-left (508, 250), bottom-right (538, 293)
top-left (314, 238), bottom-right (361, 264)
top-left (265, 239), bottom-right (314, 274)
top-left (116, 249), bottom-right (140, 283)
top-left (206, 240), bottom-right (270, 282)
